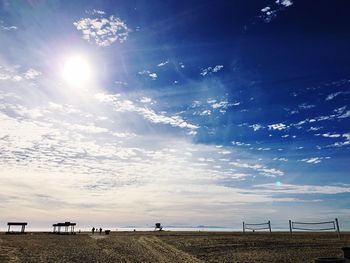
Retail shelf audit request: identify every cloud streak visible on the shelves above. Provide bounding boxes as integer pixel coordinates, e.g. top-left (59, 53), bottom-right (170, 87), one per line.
top-left (95, 93), bottom-right (199, 131)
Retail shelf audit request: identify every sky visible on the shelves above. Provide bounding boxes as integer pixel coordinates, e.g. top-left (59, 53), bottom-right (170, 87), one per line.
top-left (0, 0), bottom-right (349, 230)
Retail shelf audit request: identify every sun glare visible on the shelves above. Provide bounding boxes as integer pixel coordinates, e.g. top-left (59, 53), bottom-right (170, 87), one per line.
top-left (62, 55), bottom-right (92, 87)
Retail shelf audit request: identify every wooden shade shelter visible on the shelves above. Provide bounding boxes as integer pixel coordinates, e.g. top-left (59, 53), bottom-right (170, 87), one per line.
top-left (7, 222), bottom-right (27, 234)
top-left (52, 222), bottom-right (76, 234)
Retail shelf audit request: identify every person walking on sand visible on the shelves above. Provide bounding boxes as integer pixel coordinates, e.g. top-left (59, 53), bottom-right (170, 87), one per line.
top-left (92, 227), bottom-right (95, 234)
top-left (99, 227), bottom-right (102, 234)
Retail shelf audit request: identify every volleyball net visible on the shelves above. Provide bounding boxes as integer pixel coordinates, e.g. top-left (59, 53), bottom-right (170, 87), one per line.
top-left (289, 218), bottom-right (340, 238)
top-left (243, 221), bottom-right (272, 233)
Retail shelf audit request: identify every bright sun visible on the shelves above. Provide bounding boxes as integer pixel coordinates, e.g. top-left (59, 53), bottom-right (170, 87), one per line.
top-left (62, 55), bottom-right (92, 87)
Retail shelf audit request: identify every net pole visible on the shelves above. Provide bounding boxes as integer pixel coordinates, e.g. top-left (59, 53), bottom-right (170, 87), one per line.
top-left (268, 220), bottom-right (271, 233)
top-left (335, 218), bottom-right (340, 239)
top-left (289, 220), bottom-right (292, 237)
top-left (243, 222), bottom-right (245, 234)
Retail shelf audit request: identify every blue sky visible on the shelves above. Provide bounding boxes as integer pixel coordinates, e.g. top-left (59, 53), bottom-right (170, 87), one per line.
top-left (0, 0), bottom-right (349, 229)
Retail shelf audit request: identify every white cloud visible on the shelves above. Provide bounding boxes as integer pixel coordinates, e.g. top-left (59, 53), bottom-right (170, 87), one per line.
top-left (140, 97), bottom-right (152, 103)
top-left (276, 0), bottom-right (293, 7)
top-left (1, 25), bottom-right (17, 31)
top-left (112, 132), bottom-right (136, 138)
top-left (308, 126), bottom-right (322, 132)
top-left (328, 133), bottom-right (350, 148)
top-left (149, 73), bottom-right (157, 80)
top-left (232, 141), bottom-right (251, 147)
top-left (250, 124), bottom-right (264, 131)
top-left (268, 123), bottom-right (288, 131)
top-left (138, 70), bottom-right (158, 80)
top-left (207, 98), bottom-right (236, 114)
top-left (273, 157), bottom-right (288, 162)
top-left (212, 65), bottom-right (224, 72)
top-left (291, 105), bottom-right (350, 129)
top-left (0, 65), bottom-right (20, 81)
top-left (261, 6), bottom-right (271, 12)
top-left (74, 15), bottom-right (129, 47)
top-left (138, 70), bottom-right (150, 75)
top-left (326, 92), bottom-right (341, 101)
top-left (200, 65), bottom-right (224, 76)
top-left (115, 81), bottom-right (128, 86)
top-left (0, 21), bottom-right (17, 31)
top-left (24, 68), bottom-right (41, 79)
top-left (218, 150), bottom-right (231, 155)
top-left (321, 133), bottom-right (341, 138)
top-left (333, 106), bottom-right (347, 114)
top-left (198, 109), bottom-right (211, 116)
top-left (260, 0), bottom-right (293, 23)
top-left (212, 100), bottom-right (228, 109)
top-left (157, 61), bottom-right (169, 67)
top-left (300, 157), bottom-right (330, 164)
top-left (259, 168), bottom-right (283, 177)
top-left (256, 147), bottom-right (271, 151)
top-left (338, 110), bottom-right (350, 119)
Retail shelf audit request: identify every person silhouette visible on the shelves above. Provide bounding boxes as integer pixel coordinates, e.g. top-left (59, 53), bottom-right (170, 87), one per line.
top-left (92, 227), bottom-right (95, 234)
top-left (99, 227), bottom-right (102, 234)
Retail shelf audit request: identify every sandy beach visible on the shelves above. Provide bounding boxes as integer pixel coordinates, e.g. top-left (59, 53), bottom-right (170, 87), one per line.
top-left (0, 231), bottom-right (349, 262)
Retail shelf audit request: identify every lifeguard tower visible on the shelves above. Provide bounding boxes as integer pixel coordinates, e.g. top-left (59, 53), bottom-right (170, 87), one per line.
top-left (155, 223), bottom-right (163, 231)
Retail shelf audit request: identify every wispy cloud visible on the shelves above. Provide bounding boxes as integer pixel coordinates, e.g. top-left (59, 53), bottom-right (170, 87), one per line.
top-left (0, 65), bottom-right (41, 81)
top-left (326, 91), bottom-right (350, 101)
top-left (254, 183), bottom-right (350, 195)
top-left (206, 98), bottom-right (238, 114)
top-left (299, 157), bottom-right (330, 164)
top-left (95, 93), bottom-right (198, 130)
top-left (230, 161), bottom-right (284, 177)
top-left (85, 9), bottom-right (106, 15)
top-left (298, 103), bottom-right (315, 110)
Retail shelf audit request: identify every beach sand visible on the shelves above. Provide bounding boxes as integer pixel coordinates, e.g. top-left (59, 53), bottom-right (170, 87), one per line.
top-left (0, 231), bottom-right (349, 262)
